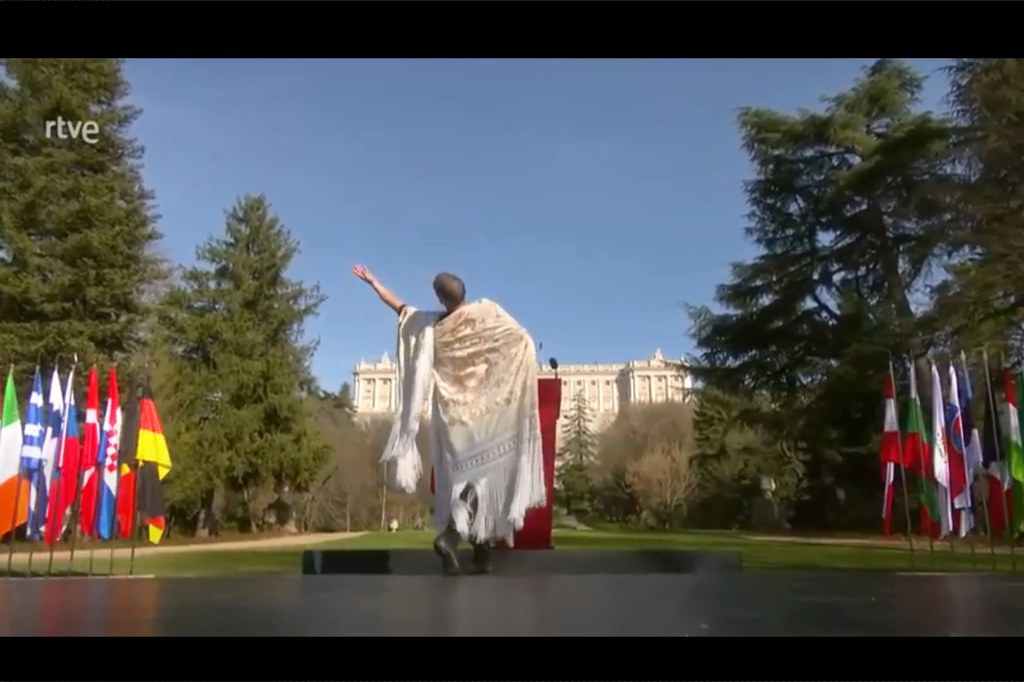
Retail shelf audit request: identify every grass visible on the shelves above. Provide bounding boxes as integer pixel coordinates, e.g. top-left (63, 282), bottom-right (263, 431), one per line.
top-left (3, 528), bottom-right (1019, 577)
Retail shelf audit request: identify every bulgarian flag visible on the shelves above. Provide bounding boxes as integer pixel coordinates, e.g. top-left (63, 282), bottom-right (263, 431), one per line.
top-left (880, 371), bottom-right (900, 535)
top-left (905, 361), bottom-right (938, 537)
top-left (0, 367), bottom-right (29, 538)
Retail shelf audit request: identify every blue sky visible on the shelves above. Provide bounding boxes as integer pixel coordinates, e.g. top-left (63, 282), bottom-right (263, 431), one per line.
top-left (123, 59), bottom-right (950, 392)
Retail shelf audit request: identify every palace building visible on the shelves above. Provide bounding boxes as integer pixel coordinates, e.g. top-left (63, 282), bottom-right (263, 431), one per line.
top-left (352, 348), bottom-right (693, 430)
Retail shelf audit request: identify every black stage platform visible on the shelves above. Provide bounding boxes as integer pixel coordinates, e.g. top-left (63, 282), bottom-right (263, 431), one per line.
top-left (2, 571), bottom-right (1023, 636)
top-left (301, 548), bottom-right (742, 575)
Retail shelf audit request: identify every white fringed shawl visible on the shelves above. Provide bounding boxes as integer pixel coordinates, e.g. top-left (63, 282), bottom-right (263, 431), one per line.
top-left (379, 299), bottom-right (546, 545)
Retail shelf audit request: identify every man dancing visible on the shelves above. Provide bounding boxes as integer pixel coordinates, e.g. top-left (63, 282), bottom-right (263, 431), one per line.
top-left (352, 264), bottom-right (546, 576)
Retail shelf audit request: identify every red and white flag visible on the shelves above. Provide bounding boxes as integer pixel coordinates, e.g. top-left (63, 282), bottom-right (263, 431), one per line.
top-left (78, 367), bottom-right (101, 537)
top-left (880, 371), bottom-right (901, 535)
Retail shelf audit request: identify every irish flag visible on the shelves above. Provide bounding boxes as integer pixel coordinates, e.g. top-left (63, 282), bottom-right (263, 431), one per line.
top-left (880, 370), bottom-right (900, 535)
top-left (0, 367), bottom-right (29, 537)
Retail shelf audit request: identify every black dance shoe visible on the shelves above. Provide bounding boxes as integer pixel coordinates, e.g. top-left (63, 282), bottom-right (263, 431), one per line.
top-left (433, 525), bottom-right (461, 577)
top-left (471, 542), bottom-right (493, 574)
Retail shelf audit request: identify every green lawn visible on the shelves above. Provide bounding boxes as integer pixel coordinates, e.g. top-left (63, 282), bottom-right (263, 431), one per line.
top-left (3, 528), bottom-right (1018, 577)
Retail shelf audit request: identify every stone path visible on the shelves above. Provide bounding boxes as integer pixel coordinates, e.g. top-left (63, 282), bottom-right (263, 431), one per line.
top-left (743, 533), bottom-right (1020, 553)
top-left (6, 531), bottom-right (365, 563)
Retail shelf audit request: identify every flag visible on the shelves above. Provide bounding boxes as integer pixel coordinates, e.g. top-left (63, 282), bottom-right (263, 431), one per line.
top-left (19, 370), bottom-right (46, 539)
top-left (1009, 369), bottom-right (1024, 534)
top-left (945, 365), bottom-right (972, 536)
top-left (95, 367), bottom-right (122, 541)
top-left (44, 368), bottom-right (80, 546)
top-left (134, 385), bottom-right (172, 544)
top-left (78, 367), bottom-right (101, 537)
top-left (930, 361), bottom-right (953, 537)
top-left (115, 378), bottom-right (140, 540)
top-left (880, 371), bottom-right (900, 535)
top-left (905, 361), bottom-right (938, 536)
top-left (958, 353), bottom-right (983, 476)
top-left (0, 367), bottom-right (28, 538)
top-left (981, 362), bottom-right (1012, 534)
top-left (34, 370), bottom-right (64, 541)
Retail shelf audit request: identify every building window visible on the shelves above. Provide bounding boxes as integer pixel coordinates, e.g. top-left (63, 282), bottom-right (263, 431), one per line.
top-left (590, 380), bottom-right (596, 386)
top-left (604, 380), bottom-right (611, 386)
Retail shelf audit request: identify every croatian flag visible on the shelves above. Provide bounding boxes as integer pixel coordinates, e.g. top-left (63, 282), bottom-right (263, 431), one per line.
top-left (32, 369), bottom-right (64, 541)
top-left (20, 370), bottom-right (46, 537)
top-left (95, 367), bottom-right (121, 541)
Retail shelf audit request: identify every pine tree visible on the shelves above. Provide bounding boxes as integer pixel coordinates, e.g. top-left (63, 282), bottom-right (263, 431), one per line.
top-left (556, 390), bottom-right (597, 515)
top-left (686, 60), bottom-right (959, 526)
top-left (159, 194), bottom-right (327, 532)
top-left (0, 59), bottom-right (165, 388)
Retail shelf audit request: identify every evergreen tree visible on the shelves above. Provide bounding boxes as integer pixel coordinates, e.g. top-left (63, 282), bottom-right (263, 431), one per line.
top-left (933, 59), bottom-right (1024, 355)
top-left (160, 194), bottom-right (327, 532)
top-left (0, 59), bottom-right (165, 387)
top-left (336, 382), bottom-right (356, 414)
top-left (686, 60), bottom-right (958, 528)
top-left (556, 391), bottom-right (597, 515)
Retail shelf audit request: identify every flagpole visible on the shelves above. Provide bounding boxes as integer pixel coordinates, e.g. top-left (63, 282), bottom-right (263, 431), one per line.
top-left (888, 358), bottom-right (915, 567)
top-left (128, 374), bottom-right (141, 576)
top-left (46, 358), bottom-right (76, 577)
top-left (87, 458), bottom-right (103, 577)
top-left (108, 452), bottom-right (120, 576)
top-left (909, 357), bottom-right (936, 559)
top-left (65, 452), bottom-right (87, 576)
top-left (66, 365), bottom-right (97, 576)
top-left (931, 355), bottom-right (957, 556)
top-left (5, 468), bottom-right (24, 578)
top-left (985, 350), bottom-right (1016, 570)
top-left (962, 351), bottom-right (997, 569)
top-left (106, 363), bottom-right (121, 576)
top-left (25, 358), bottom-right (47, 577)
top-left (127, 467), bottom-right (141, 576)
top-left (3, 362), bottom-right (24, 577)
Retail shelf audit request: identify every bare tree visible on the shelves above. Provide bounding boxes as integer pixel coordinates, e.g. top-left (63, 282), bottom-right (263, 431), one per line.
top-left (625, 442), bottom-right (697, 529)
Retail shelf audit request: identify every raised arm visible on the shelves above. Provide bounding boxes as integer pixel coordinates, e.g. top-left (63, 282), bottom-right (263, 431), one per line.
top-left (352, 264), bottom-right (406, 315)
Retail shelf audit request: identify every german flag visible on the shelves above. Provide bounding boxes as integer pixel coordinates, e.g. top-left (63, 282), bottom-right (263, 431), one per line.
top-left (116, 380), bottom-right (172, 544)
top-left (135, 385), bottom-right (172, 544)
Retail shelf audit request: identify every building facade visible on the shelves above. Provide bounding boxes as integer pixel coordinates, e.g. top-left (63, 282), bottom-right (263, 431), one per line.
top-left (352, 349), bottom-right (693, 430)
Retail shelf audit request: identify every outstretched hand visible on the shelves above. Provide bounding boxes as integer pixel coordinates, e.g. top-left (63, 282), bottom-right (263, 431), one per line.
top-left (352, 264), bottom-right (375, 285)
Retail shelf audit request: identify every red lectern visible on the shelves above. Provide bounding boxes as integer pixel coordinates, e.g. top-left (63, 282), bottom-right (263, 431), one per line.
top-left (498, 377), bottom-right (561, 550)
top-left (430, 378), bottom-right (561, 549)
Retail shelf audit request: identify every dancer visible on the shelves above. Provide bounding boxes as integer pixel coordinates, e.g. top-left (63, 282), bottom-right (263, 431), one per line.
top-left (352, 265), bottom-right (545, 575)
